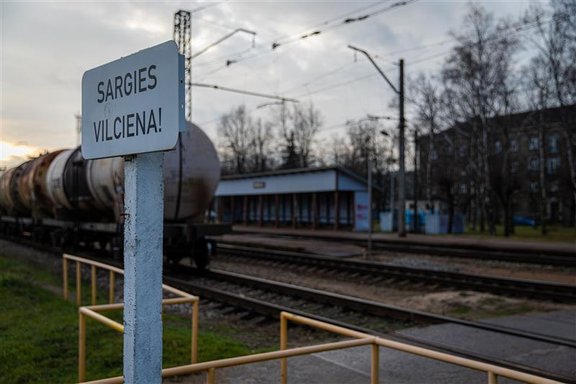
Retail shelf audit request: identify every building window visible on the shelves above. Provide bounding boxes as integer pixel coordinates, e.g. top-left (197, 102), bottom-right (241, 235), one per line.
top-left (547, 157), bottom-right (560, 175)
top-left (528, 137), bottom-right (539, 150)
top-left (529, 182), bottom-right (539, 193)
top-left (459, 146), bottom-right (466, 157)
top-left (510, 138), bottom-right (519, 152)
top-left (459, 183), bottom-right (467, 194)
top-left (510, 160), bottom-right (519, 173)
top-left (494, 140), bottom-right (502, 154)
top-left (528, 157), bottom-right (539, 171)
top-left (548, 133), bottom-right (560, 153)
top-left (430, 150), bottom-right (438, 161)
top-left (549, 181), bottom-right (559, 193)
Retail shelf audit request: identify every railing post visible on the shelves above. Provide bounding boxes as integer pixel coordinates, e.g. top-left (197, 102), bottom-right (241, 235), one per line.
top-left (488, 371), bottom-right (498, 384)
top-left (192, 300), bottom-right (199, 364)
top-left (76, 261), bottom-right (82, 306)
top-left (109, 271), bottom-right (115, 304)
top-left (371, 342), bottom-right (379, 384)
top-left (280, 312), bottom-right (288, 384)
top-left (63, 257), bottom-right (68, 300)
top-left (79, 311), bottom-right (86, 382)
top-left (91, 265), bottom-right (97, 305)
top-left (207, 368), bottom-right (216, 384)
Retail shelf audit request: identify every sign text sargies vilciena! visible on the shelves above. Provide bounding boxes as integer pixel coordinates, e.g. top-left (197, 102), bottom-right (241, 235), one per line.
top-left (81, 41), bottom-right (184, 160)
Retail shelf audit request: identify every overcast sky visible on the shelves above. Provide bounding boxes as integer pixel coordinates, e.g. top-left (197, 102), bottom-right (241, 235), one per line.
top-left (1, 0), bottom-right (539, 168)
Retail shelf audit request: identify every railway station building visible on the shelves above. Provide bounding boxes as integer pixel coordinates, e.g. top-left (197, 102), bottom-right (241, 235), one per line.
top-left (213, 167), bottom-right (370, 231)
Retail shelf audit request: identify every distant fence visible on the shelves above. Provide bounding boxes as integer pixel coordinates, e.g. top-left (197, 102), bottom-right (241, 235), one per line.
top-left (379, 211), bottom-right (465, 234)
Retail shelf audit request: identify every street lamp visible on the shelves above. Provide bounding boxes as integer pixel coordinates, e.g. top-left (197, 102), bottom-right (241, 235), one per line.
top-left (348, 45), bottom-right (407, 237)
top-left (412, 128), bottom-right (420, 233)
top-left (380, 130), bottom-right (397, 233)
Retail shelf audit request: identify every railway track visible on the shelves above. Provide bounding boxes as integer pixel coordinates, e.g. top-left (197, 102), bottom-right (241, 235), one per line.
top-left (3, 239), bottom-right (574, 382)
top-left (164, 265), bottom-right (576, 383)
top-left (215, 243), bottom-right (576, 303)
top-left (232, 230), bottom-right (576, 267)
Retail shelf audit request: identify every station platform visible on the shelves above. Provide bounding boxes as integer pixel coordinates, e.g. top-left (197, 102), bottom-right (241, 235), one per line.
top-left (217, 232), bottom-right (365, 258)
top-left (215, 309), bottom-right (576, 383)
top-left (230, 225), bottom-right (576, 256)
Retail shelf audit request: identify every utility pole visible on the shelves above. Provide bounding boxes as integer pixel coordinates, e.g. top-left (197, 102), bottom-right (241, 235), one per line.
top-left (349, 45), bottom-right (406, 237)
top-left (398, 59), bottom-right (406, 237)
top-left (174, 10), bottom-right (192, 122)
top-left (413, 129), bottom-right (418, 233)
top-left (367, 151), bottom-right (373, 257)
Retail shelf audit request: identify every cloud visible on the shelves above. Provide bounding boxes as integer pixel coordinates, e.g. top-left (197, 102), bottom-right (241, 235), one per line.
top-left (2, 0), bottom-right (535, 153)
top-left (0, 140), bottom-right (45, 169)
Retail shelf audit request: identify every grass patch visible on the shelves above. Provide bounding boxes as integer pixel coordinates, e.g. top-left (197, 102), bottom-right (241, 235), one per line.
top-left (0, 255), bottom-right (256, 383)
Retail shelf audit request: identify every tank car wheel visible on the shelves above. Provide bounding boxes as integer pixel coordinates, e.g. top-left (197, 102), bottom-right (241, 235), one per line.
top-left (165, 252), bottom-right (183, 266)
top-left (32, 227), bottom-right (48, 243)
top-left (193, 237), bottom-right (210, 271)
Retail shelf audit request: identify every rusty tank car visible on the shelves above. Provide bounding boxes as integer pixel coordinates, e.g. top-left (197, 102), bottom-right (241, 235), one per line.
top-left (0, 123), bottom-right (228, 269)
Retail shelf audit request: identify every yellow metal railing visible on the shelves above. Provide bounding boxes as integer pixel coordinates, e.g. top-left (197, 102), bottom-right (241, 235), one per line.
top-left (62, 254), bottom-right (199, 382)
top-left (76, 309), bottom-right (563, 384)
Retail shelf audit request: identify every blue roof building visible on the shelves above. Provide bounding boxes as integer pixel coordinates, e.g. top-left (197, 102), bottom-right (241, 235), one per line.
top-left (214, 167), bottom-right (370, 230)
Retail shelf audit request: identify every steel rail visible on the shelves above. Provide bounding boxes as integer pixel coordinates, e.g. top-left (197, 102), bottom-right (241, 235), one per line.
top-left (196, 268), bottom-right (576, 348)
top-left (2, 239), bottom-right (572, 383)
top-left (164, 271), bottom-right (576, 384)
top-left (216, 243), bottom-right (576, 302)
top-left (229, 230), bottom-right (576, 266)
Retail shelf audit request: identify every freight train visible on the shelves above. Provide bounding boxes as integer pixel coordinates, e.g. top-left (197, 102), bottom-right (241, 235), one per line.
top-left (0, 123), bottom-right (229, 269)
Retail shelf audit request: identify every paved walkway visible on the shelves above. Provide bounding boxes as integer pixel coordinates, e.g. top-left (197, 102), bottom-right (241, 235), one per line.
top-left (231, 225), bottom-right (576, 255)
top-left (208, 310), bottom-right (576, 383)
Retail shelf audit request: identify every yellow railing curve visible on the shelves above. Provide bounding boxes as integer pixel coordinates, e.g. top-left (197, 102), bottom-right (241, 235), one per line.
top-left (62, 254), bottom-right (199, 382)
top-left (64, 254), bottom-right (562, 384)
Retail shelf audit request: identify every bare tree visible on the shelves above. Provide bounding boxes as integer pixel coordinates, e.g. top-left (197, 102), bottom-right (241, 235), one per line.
top-left (442, 4), bottom-right (520, 235)
top-left (250, 118), bottom-right (274, 172)
top-left (319, 134), bottom-right (349, 167)
top-left (217, 105), bottom-right (275, 174)
top-left (410, 74), bottom-right (443, 210)
top-left (218, 105), bottom-right (252, 174)
top-left (276, 102), bottom-right (322, 169)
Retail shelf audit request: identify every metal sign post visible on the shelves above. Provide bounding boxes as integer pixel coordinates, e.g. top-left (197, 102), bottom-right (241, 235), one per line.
top-left (123, 151), bottom-right (164, 383)
top-left (82, 41), bottom-right (184, 384)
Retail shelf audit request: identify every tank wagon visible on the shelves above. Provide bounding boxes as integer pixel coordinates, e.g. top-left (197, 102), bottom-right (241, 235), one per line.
top-left (0, 123), bottom-right (229, 269)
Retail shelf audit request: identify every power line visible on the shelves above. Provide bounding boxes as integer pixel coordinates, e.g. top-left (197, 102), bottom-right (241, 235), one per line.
top-left (191, 82), bottom-right (299, 103)
top-left (192, 3), bottom-right (555, 114)
top-left (216, 0), bottom-right (417, 69)
top-left (288, 71), bottom-right (387, 99)
top-left (279, 62), bottom-right (356, 95)
top-left (272, 0), bottom-right (419, 50)
top-left (404, 14), bottom-right (557, 69)
top-left (270, 1), bottom-right (389, 46)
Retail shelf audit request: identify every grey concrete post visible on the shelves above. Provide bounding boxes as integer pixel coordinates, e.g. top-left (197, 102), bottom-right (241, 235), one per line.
top-left (123, 152), bottom-right (164, 384)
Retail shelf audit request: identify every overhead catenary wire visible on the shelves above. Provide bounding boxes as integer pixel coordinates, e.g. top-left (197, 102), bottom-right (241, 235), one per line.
top-left (214, 0), bottom-right (417, 70)
top-left (287, 72), bottom-right (384, 99)
top-left (271, 0), bottom-right (419, 50)
top-left (279, 62), bottom-right (357, 95)
top-left (269, 1), bottom-right (390, 47)
top-left (191, 3), bottom-right (558, 136)
top-left (191, 82), bottom-right (299, 103)
top-left (268, 13), bottom-right (559, 101)
top-left (194, 2), bottom-right (554, 87)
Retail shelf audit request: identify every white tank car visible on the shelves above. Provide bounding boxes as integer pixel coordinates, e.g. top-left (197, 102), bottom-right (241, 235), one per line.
top-left (83, 122), bottom-right (220, 221)
top-left (0, 122), bottom-right (225, 269)
top-left (163, 122), bottom-right (220, 221)
top-left (86, 156), bottom-right (124, 218)
top-left (45, 149), bottom-right (75, 212)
